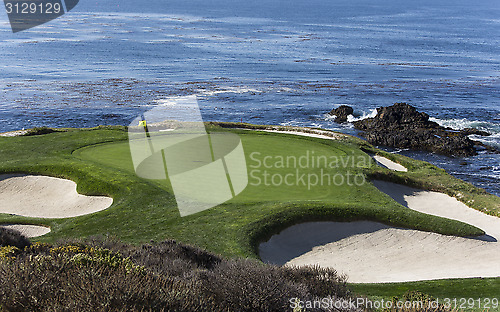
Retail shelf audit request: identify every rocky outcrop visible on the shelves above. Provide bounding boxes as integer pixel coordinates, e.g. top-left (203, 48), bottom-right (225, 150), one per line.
top-left (328, 105), bottom-right (354, 123)
top-left (351, 103), bottom-right (493, 157)
top-left (459, 128), bottom-right (491, 137)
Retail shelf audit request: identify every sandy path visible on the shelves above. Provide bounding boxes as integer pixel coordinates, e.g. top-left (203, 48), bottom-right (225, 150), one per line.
top-left (0, 174), bottom-right (113, 218)
top-left (260, 181), bottom-right (500, 283)
top-left (0, 224), bottom-right (51, 238)
top-left (373, 155), bottom-right (407, 172)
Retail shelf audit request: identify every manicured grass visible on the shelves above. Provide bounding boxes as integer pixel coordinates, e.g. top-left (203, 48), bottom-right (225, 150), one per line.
top-left (76, 131), bottom-right (371, 203)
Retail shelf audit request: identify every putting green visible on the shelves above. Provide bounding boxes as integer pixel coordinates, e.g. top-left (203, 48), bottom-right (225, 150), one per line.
top-left (74, 131), bottom-right (374, 203)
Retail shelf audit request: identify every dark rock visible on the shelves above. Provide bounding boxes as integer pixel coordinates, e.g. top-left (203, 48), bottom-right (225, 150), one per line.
top-left (479, 166), bottom-right (493, 171)
top-left (473, 140), bottom-right (500, 154)
top-left (352, 103), bottom-right (496, 157)
top-left (460, 128), bottom-right (491, 136)
top-left (328, 105), bottom-right (354, 123)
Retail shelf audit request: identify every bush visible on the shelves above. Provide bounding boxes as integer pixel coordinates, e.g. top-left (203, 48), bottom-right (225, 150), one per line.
top-left (0, 227), bottom-right (31, 249)
top-left (0, 237), bottom-right (359, 312)
top-left (22, 126), bottom-right (56, 136)
top-left (0, 246), bottom-right (20, 260)
top-left (0, 255), bottom-right (211, 312)
top-left (283, 265), bottom-right (350, 299)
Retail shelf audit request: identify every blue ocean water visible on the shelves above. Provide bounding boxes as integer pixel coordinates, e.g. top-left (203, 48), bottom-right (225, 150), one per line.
top-left (0, 0), bottom-right (498, 195)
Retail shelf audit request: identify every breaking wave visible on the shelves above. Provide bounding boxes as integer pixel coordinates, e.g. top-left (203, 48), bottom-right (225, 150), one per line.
top-left (347, 108), bottom-right (378, 122)
top-left (430, 117), bottom-right (500, 149)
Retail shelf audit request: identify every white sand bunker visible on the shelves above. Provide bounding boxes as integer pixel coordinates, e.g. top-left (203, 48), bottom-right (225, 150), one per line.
top-left (1, 224), bottom-right (51, 238)
top-left (260, 181), bottom-right (500, 283)
top-left (373, 155), bottom-right (407, 172)
top-left (0, 174), bottom-right (113, 218)
top-left (0, 130), bottom-right (28, 137)
top-left (262, 129), bottom-right (343, 140)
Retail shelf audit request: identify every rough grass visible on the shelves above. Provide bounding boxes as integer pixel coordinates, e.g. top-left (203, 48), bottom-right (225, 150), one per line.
top-left (22, 126), bottom-right (59, 136)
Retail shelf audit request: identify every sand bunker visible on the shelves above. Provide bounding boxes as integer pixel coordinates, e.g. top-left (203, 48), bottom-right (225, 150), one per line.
top-left (0, 130), bottom-right (28, 137)
top-left (260, 181), bottom-right (500, 283)
top-left (0, 174), bottom-right (113, 218)
top-left (262, 129), bottom-right (343, 140)
top-left (0, 224), bottom-right (51, 238)
top-left (373, 155), bottom-right (407, 172)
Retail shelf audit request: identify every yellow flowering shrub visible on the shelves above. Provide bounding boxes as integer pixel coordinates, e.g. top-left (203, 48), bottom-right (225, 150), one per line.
top-left (0, 246), bottom-right (20, 260)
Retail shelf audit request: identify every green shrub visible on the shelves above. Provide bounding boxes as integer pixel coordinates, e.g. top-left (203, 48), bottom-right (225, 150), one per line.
top-left (70, 248), bottom-right (145, 274)
top-left (0, 246), bottom-right (20, 260)
top-left (22, 126), bottom-right (57, 136)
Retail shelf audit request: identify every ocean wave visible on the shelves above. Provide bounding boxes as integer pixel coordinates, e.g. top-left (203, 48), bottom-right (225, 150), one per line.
top-left (346, 108), bottom-right (378, 122)
top-left (429, 117), bottom-right (500, 134)
top-left (470, 133), bottom-right (500, 149)
top-left (323, 114), bottom-right (336, 121)
top-left (322, 108), bottom-right (377, 123)
top-left (429, 117), bottom-right (500, 148)
top-left (196, 87), bottom-right (262, 97)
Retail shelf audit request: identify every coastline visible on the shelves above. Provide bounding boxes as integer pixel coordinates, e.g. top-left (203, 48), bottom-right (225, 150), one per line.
top-left (1, 1), bottom-right (499, 308)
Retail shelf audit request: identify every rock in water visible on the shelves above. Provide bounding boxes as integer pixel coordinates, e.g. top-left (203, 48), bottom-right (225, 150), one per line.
top-left (328, 105), bottom-right (354, 123)
top-left (352, 103), bottom-right (492, 157)
top-left (459, 128), bottom-right (491, 137)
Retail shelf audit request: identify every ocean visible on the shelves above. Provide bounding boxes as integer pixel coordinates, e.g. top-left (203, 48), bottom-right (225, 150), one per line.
top-left (0, 0), bottom-right (498, 195)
